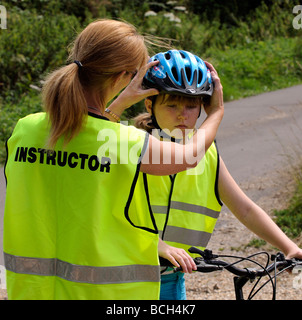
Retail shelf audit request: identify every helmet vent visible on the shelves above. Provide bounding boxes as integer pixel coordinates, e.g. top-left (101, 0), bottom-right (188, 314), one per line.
top-left (198, 69), bottom-right (203, 84)
top-left (180, 51), bottom-right (186, 59)
top-left (171, 67), bottom-right (179, 82)
top-left (165, 52), bottom-right (171, 60)
top-left (185, 67), bottom-right (192, 81)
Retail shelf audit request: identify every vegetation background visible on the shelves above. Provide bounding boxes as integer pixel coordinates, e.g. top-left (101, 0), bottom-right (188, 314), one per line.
top-left (0, 0), bottom-right (301, 238)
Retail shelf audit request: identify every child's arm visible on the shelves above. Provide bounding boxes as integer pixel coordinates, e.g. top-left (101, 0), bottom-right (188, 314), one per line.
top-left (218, 157), bottom-right (302, 259)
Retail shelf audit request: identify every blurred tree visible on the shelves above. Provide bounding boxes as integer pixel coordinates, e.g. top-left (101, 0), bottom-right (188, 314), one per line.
top-left (4, 0), bottom-right (103, 21)
top-left (186, 0), bottom-right (301, 26)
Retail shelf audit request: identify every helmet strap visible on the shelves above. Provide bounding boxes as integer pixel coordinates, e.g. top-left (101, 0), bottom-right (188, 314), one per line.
top-left (150, 113), bottom-right (183, 143)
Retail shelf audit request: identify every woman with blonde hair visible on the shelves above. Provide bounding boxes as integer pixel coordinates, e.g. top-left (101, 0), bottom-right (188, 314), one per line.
top-left (3, 20), bottom-right (223, 300)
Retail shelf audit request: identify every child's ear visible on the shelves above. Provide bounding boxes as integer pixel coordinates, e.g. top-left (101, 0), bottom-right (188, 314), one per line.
top-left (144, 98), bottom-right (153, 114)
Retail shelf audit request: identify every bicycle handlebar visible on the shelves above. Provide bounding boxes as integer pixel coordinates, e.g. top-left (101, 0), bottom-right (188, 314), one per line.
top-left (160, 246), bottom-right (302, 278)
top-left (160, 246), bottom-right (302, 300)
top-left (194, 256), bottom-right (291, 277)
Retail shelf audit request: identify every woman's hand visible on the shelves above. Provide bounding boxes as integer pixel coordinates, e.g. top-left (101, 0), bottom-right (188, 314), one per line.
top-left (108, 60), bottom-right (159, 118)
top-left (158, 238), bottom-right (197, 273)
top-left (203, 61), bottom-right (224, 117)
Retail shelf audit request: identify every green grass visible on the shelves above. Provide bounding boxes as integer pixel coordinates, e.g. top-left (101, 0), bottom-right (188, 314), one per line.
top-left (246, 239), bottom-right (267, 249)
top-left (208, 37), bottom-right (302, 101)
top-left (274, 179), bottom-right (302, 239)
top-left (0, 90), bottom-right (43, 163)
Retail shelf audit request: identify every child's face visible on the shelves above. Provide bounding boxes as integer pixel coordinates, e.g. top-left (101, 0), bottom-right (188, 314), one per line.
top-left (146, 95), bottom-right (202, 139)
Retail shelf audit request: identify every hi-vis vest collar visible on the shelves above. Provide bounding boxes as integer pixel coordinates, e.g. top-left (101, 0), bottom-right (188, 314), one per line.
top-left (4, 112), bottom-right (160, 300)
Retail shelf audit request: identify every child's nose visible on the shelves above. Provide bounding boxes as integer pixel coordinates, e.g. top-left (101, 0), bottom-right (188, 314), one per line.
top-left (178, 107), bottom-right (187, 119)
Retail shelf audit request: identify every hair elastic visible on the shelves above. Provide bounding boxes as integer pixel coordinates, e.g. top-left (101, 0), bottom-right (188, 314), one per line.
top-left (74, 60), bottom-right (83, 68)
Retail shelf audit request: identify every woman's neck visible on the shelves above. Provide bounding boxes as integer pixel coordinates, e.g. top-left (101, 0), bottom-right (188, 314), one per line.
top-left (84, 89), bottom-right (107, 115)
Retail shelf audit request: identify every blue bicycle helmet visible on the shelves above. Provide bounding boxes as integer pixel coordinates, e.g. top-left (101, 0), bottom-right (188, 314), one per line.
top-left (143, 49), bottom-right (213, 96)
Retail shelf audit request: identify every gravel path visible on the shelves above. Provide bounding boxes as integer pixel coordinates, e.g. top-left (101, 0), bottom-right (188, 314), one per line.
top-left (185, 164), bottom-right (302, 300)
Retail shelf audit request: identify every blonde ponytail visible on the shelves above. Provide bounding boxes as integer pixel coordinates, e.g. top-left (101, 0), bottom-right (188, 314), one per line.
top-left (133, 112), bottom-right (155, 134)
top-left (42, 19), bottom-right (149, 148)
top-left (42, 63), bottom-right (86, 148)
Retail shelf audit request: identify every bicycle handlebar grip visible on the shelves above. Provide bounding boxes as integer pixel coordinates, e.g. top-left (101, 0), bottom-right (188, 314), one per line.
top-left (188, 246), bottom-right (204, 256)
top-left (196, 264), bottom-right (223, 273)
top-left (159, 256), bottom-right (174, 267)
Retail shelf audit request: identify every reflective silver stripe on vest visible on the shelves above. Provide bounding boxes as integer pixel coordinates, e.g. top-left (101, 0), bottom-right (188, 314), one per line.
top-left (152, 201), bottom-right (220, 219)
top-left (151, 205), bottom-right (168, 214)
top-left (163, 226), bottom-right (211, 247)
top-left (170, 201), bottom-right (220, 218)
top-left (4, 253), bottom-right (160, 284)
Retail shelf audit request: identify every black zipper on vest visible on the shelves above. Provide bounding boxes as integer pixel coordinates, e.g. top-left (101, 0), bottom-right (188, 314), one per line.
top-left (161, 174), bottom-right (176, 240)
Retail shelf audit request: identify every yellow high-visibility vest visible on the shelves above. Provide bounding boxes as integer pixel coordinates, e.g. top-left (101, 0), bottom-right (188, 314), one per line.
top-left (4, 112), bottom-right (160, 300)
top-left (142, 142), bottom-right (222, 258)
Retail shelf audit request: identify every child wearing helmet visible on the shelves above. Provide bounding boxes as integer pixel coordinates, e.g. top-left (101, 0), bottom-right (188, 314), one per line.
top-left (133, 49), bottom-right (302, 300)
